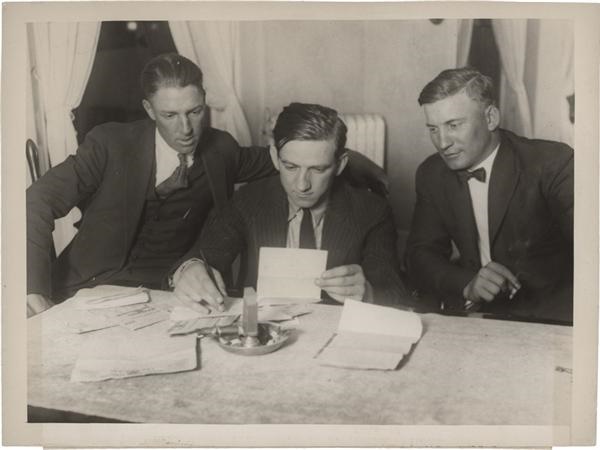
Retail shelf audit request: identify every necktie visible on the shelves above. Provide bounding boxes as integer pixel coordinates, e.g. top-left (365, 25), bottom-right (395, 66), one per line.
top-left (299, 208), bottom-right (316, 249)
top-left (457, 167), bottom-right (486, 183)
top-left (156, 153), bottom-right (189, 198)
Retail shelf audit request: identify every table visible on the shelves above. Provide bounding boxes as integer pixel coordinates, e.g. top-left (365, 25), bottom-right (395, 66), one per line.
top-left (28, 290), bottom-right (572, 424)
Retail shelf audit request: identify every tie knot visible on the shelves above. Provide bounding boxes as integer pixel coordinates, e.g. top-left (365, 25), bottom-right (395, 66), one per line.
top-left (457, 167), bottom-right (486, 183)
top-left (177, 152), bottom-right (188, 166)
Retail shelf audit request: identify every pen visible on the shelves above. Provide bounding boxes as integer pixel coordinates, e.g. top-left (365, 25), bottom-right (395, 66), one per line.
top-left (199, 249), bottom-right (226, 310)
top-left (182, 208), bottom-right (191, 219)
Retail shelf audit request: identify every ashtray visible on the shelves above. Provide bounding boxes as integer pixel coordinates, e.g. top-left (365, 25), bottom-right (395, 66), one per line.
top-left (212, 323), bottom-right (290, 356)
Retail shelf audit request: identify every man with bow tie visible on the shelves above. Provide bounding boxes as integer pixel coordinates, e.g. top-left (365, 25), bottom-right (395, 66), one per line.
top-left (26, 54), bottom-right (387, 317)
top-left (406, 68), bottom-right (573, 323)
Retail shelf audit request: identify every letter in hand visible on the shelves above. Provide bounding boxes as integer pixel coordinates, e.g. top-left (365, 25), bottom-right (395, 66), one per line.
top-left (463, 261), bottom-right (521, 306)
top-left (27, 293), bottom-right (55, 318)
top-left (174, 261), bottom-right (226, 313)
top-left (315, 264), bottom-right (370, 303)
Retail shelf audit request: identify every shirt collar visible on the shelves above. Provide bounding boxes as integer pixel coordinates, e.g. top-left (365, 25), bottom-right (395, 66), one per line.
top-left (287, 198), bottom-right (329, 226)
top-left (155, 129), bottom-right (193, 166)
top-left (470, 142), bottom-right (500, 176)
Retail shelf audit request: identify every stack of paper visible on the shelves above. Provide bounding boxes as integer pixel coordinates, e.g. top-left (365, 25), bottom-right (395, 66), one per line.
top-left (71, 327), bottom-right (197, 382)
top-left (73, 285), bottom-right (150, 310)
top-left (316, 299), bottom-right (422, 370)
top-left (257, 247), bottom-right (328, 305)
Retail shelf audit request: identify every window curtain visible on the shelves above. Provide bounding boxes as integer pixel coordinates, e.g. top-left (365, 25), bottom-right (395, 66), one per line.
top-left (29, 22), bottom-right (101, 254)
top-left (168, 21), bottom-right (252, 146)
top-left (555, 23), bottom-right (574, 147)
top-left (456, 19), bottom-right (474, 67)
top-left (491, 19), bottom-right (533, 137)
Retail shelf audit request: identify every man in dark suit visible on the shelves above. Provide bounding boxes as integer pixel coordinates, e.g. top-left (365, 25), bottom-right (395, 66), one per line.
top-left (27, 54), bottom-right (386, 317)
top-left (406, 68), bottom-right (573, 323)
top-left (173, 103), bottom-right (408, 308)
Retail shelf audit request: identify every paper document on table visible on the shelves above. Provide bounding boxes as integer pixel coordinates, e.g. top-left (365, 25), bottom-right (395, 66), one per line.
top-left (316, 299), bottom-right (422, 370)
top-left (73, 285), bottom-right (150, 310)
top-left (170, 296), bottom-right (243, 321)
top-left (257, 247), bottom-right (327, 305)
top-left (71, 327), bottom-right (197, 382)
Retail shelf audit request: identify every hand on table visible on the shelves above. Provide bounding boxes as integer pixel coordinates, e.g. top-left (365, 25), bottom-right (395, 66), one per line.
top-left (463, 261), bottom-right (521, 306)
top-left (27, 293), bottom-right (54, 318)
top-left (173, 260), bottom-right (226, 313)
top-left (315, 264), bottom-right (372, 304)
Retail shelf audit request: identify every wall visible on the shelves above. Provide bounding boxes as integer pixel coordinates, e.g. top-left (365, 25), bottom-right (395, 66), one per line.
top-left (238, 20), bottom-right (458, 232)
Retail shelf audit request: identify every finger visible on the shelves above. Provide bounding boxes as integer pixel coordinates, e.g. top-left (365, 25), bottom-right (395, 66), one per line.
top-left (477, 279), bottom-right (502, 300)
top-left (323, 285), bottom-right (364, 298)
top-left (316, 274), bottom-right (361, 288)
top-left (479, 267), bottom-right (508, 290)
top-left (320, 265), bottom-right (360, 279)
top-left (486, 262), bottom-right (521, 289)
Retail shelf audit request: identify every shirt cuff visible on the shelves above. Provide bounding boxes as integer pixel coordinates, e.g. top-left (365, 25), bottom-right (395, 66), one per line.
top-left (170, 258), bottom-right (204, 288)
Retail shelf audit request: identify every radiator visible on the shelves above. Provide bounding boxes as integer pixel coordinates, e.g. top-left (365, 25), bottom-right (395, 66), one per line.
top-left (262, 110), bottom-right (386, 168)
top-left (339, 113), bottom-right (386, 168)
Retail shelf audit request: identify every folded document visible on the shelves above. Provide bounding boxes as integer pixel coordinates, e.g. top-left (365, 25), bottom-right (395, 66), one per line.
top-left (73, 285), bottom-right (150, 310)
top-left (316, 299), bottom-right (422, 370)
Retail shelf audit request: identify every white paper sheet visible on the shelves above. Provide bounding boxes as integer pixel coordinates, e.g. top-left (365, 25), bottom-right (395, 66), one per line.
top-left (316, 299), bottom-right (422, 370)
top-left (71, 326), bottom-right (197, 382)
top-left (256, 247), bottom-right (328, 304)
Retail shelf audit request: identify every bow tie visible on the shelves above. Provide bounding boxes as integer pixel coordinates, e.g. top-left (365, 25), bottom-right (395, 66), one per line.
top-left (457, 167), bottom-right (486, 183)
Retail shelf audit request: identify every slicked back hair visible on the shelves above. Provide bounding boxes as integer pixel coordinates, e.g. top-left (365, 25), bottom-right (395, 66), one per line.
top-left (418, 67), bottom-right (496, 108)
top-left (140, 53), bottom-right (205, 99)
top-left (273, 102), bottom-right (347, 158)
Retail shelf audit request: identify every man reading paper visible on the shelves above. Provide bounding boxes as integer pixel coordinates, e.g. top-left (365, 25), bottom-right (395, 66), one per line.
top-left (172, 103), bottom-right (409, 308)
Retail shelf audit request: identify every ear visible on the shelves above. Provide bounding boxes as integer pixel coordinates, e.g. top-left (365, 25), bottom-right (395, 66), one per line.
top-left (269, 145), bottom-right (280, 171)
top-left (485, 105), bottom-right (500, 131)
top-left (142, 99), bottom-right (156, 121)
top-left (335, 151), bottom-right (349, 176)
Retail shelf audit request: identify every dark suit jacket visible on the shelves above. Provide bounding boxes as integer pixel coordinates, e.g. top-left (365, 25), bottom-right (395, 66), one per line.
top-left (183, 176), bottom-right (409, 306)
top-left (406, 129), bottom-right (573, 322)
top-left (27, 119), bottom-right (275, 299)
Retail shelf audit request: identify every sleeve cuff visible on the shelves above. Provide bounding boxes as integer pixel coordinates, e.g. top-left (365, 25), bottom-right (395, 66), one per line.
top-left (170, 258), bottom-right (204, 288)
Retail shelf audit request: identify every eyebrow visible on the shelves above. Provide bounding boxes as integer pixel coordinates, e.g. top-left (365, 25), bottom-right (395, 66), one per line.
top-left (425, 117), bottom-right (466, 127)
top-left (279, 158), bottom-right (331, 170)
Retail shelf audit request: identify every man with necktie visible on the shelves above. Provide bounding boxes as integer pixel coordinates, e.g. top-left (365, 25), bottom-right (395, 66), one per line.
top-left (26, 54), bottom-right (387, 317)
top-left (172, 102), bottom-right (408, 309)
top-left (406, 67), bottom-right (573, 323)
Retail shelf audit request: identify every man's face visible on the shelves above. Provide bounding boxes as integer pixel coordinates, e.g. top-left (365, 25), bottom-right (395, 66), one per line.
top-left (423, 90), bottom-right (499, 170)
top-left (270, 139), bottom-right (348, 210)
top-left (143, 84), bottom-right (206, 154)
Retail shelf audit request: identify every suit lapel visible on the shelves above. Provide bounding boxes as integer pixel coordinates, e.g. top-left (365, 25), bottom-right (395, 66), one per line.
top-left (321, 182), bottom-right (359, 268)
top-left (445, 169), bottom-right (480, 266)
top-left (256, 181), bottom-right (288, 248)
top-left (123, 121), bottom-right (155, 246)
top-left (488, 137), bottom-right (520, 248)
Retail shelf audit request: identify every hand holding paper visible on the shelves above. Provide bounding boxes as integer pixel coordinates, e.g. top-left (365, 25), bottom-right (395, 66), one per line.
top-left (316, 264), bottom-right (369, 303)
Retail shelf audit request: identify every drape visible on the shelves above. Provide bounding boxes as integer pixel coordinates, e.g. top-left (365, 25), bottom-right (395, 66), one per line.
top-left (168, 21), bottom-right (252, 146)
top-left (556, 23), bottom-right (574, 147)
top-left (29, 22), bottom-right (100, 254)
top-left (456, 19), bottom-right (474, 67)
top-left (492, 19), bottom-right (533, 137)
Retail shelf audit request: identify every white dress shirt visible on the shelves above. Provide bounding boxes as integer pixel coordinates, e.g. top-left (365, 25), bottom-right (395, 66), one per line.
top-left (154, 130), bottom-right (194, 187)
top-left (467, 144), bottom-right (499, 267)
top-left (286, 201), bottom-right (328, 249)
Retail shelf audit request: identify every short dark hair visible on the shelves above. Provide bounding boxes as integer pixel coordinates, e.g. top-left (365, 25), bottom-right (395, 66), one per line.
top-left (418, 67), bottom-right (496, 108)
top-left (273, 103), bottom-right (347, 157)
top-left (140, 53), bottom-right (205, 99)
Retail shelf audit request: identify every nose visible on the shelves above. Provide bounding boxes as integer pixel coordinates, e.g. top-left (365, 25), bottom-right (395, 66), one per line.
top-left (295, 169), bottom-right (311, 192)
top-left (180, 115), bottom-right (192, 135)
top-left (437, 128), bottom-right (452, 151)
